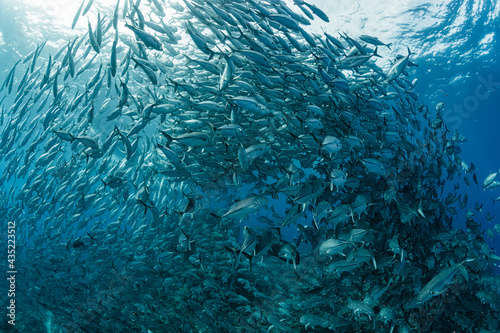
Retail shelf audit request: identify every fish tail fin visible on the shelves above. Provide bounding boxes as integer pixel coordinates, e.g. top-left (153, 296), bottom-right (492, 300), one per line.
top-left (209, 213), bottom-right (222, 228)
top-left (242, 251), bottom-right (253, 271)
top-left (174, 209), bottom-right (185, 222)
top-left (225, 44), bottom-right (237, 56)
top-left (87, 232), bottom-right (95, 246)
top-left (214, 44), bottom-right (225, 58)
top-left (311, 134), bottom-right (322, 156)
top-left (160, 131), bottom-right (173, 146)
top-left (131, 57), bottom-right (139, 69)
top-left (183, 54), bottom-right (193, 64)
top-left (138, 199), bottom-right (148, 216)
top-left (100, 179), bottom-right (107, 189)
top-left (113, 125), bottom-right (122, 137)
top-left (208, 50), bottom-right (216, 61)
top-left (206, 121), bottom-right (216, 135)
top-left (234, 250), bottom-right (244, 271)
top-left (373, 46), bottom-right (381, 58)
top-left (272, 226), bottom-right (282, 239)
top-left (386, 275), bottom-right (394, 288)
top-left (289, 131), bottom-right (299, 145)
top-left (224, 245), bottom-right (241, 271)
top-left (417, 199), bottom-right (425, 218)
top-left (386, 43), bottom-right (392, 50)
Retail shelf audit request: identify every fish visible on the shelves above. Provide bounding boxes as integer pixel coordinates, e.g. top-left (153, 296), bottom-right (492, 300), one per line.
top-left (299, 314), bottom-right (346, 331)
top-left (387, 47), bottom-right (412, 82)
top-left (87, 20), bottom-right (100, 53)
top-left (318, 238), bottom-right (349, 257)
top-left (270, 240), bottom-right (300, 268)
top-left (1, 60), bottom-right (21, 94)
top-left (253, 230), bottom-right (275, 257)
top-left (483, 169), bottom-right (499, 188)
top-left (0, 1), bottom-right (499, 332)
top-left (415, 259), bottom-right (474, 304)
top-left (156, 144), bottom-right (183, 169)
top-left (161, 131), bottom-right (211, 148)
top-left (131, 56), bottom-right (157, 84)
top-left (125, 23), bottom-right (163, 51)
top-left (302, 2), bottom-right (329, 22)
top-left (359, 34), bottom-right (391, 49)
top-left (218, 196), bottom-right (269, 220)
top-left (101, 175), bottom-right (126, 189)
top-left (53, 129), bottom-right (74, 142)
top-left (75, 135), bottom-right (99, 149)
top-left (329, 169), bottom-right (347, 192)
top-left (322, 135), bottom-right (342, 155)
top-left (233, 226), bottom-right (257, 270)
top-left (361, 158), bottom-right (387, 176)
top-left (72, 0), bottom-right (86, 29)
top-left (82, 0), bottom-right (95, 16)
top-left (113, 0), bottom-right (120, 29)
top-left (232, 96), bottom-right (270, 115)
top-left (213, 124), bottom-right (246, 138)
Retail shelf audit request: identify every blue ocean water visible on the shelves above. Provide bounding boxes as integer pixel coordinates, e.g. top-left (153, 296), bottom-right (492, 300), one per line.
top-left (1, 0), bottom-right (500, 331)
top-left (1, 1), bottom-right (498, 236)
top-left (406, 0), bottom-right (500, 254)
top-left (264, 0), bottom-right (500, 257)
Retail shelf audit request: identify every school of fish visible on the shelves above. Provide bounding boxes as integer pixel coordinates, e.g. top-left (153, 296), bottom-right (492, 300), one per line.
top-left (1, 0), bottom-right (500, 332)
